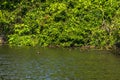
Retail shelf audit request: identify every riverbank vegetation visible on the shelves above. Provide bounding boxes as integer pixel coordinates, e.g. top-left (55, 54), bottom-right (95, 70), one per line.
top-left (0, 0), bottom-right (120, 49)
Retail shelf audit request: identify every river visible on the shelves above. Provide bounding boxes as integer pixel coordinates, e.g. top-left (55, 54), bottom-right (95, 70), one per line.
top-left (0, 46), bottom-right (120, 80)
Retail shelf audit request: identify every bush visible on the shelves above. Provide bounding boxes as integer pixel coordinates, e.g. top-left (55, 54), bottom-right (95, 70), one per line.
top-left (0, 0), bottom-right (120, 48)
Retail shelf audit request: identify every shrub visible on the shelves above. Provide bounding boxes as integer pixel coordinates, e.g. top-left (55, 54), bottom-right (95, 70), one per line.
top-left (0, 0), bottom-right (120, 48)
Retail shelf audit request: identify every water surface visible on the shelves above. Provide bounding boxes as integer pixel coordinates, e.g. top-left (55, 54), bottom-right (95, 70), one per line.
top-left (0, 46), bottom-right (120, 80)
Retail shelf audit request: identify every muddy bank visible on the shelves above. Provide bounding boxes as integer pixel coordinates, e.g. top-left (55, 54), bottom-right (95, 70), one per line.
top-left (0, 35), bottom-right (6, 45)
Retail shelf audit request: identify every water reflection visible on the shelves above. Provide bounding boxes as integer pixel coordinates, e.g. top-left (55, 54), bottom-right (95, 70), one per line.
top-left (0, 46), bottom-right (120, 80)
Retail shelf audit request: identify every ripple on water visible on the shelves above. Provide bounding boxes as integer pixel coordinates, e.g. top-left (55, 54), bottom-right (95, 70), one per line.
top-left (0, 47), bottom-right (120, 80)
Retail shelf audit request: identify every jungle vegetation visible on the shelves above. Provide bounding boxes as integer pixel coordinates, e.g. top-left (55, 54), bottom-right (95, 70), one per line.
top-left (0, 0), bottom-right (120, 49)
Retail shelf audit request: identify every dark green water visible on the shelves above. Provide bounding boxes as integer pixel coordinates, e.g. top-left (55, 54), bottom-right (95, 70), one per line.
top-left (0, 46), bottom-right (120, 80)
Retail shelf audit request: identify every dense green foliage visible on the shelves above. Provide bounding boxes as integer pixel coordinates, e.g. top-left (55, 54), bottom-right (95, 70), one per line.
top-left (0, 0), bottom-right (120, 48)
